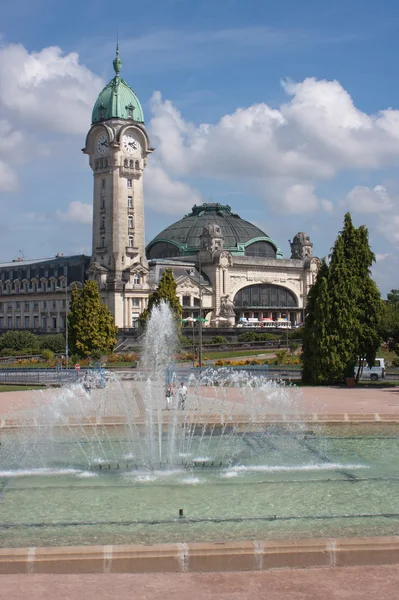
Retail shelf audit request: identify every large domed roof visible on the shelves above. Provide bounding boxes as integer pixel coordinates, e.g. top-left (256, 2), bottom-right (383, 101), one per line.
top-left (92, 48), bottom-right (144, 124)
top-left (146, 203), bottom-right (282, 259)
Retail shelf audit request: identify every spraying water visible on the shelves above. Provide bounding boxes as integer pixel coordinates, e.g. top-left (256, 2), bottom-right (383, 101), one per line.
top-left (0, 302), bottom-right (306, 472)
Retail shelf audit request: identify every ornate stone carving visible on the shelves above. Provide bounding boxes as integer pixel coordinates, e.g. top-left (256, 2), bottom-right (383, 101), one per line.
top-left (289, 232), bottom-right (313, 260)
top-left (200, 223), bottom-right (224, 254)
top-left (220, 294), bottom-right (235, 317)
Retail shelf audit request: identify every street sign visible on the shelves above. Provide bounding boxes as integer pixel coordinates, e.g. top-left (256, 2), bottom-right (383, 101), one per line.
top-left (75, 364), bottom-right (80, 371)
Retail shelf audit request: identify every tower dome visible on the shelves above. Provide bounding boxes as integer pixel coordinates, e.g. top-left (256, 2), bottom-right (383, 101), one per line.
top-left (146, 203), bottom-right (283, 259)
top-left (91, 46), bottom-right (144, 124)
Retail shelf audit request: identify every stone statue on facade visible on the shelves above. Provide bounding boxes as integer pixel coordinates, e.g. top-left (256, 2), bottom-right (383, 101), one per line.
top-left (200, 223), bottom-right (225, 254)
top-left (289, 232), bottom-right (313, 260)
top-left (220, 295), bottom-right (235, 317)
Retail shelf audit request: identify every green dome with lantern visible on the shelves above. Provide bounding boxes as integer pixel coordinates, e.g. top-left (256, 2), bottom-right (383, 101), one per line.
top-left (91, 47), bottom-right (145, 124)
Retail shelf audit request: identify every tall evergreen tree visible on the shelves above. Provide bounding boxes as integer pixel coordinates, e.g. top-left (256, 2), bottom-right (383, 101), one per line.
top-left (302, 213), bottom-right (382, 384)
top-left (139, 268), bottom-right (182, 326)
top-left (302, 260), bottom-right (331, 383)
top-left (68, 281), bottom-right (117, 358)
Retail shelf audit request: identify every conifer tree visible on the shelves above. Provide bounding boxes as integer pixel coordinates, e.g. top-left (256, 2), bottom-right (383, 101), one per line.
top-left (68, 281), bottom-right (117, 358)
top-left (302, 213), bottom-right (382, 384)
top-left (302, 260), bottom-right (331, 384)
top-left (139, 268), bottom-right (182, 326)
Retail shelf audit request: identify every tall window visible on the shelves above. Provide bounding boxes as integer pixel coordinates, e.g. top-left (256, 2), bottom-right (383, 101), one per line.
top-left (127, 179), bottom-right (132, 188)
top-left (133, 274), bottom-right (140, 285)
top-left (101, 216), bottom-right (105, 229)
top-left (128, 196), bottom-right (133, 208)
top-left (128, 236), bottom-right (134, 248)
top-left (132, 298), bottom-right (139, 307)
top-left (24, 316), bottom-right (29, 328)
top-left (128, 216), bottom-right (133, 229)
top-left (100, 196), bottom-right (105, 209)
top-left (101, 237), bottom-right (105, 248)
top-left (101, 179), bottom-right (106, 189)
top-left (124, 158), bottom-right (128, 167)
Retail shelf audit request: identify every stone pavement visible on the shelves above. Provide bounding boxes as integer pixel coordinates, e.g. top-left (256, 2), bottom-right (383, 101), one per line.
top-left (1, 383), bottom-right (398, 419)
top-left (1, 566), bottom-right (399, 600)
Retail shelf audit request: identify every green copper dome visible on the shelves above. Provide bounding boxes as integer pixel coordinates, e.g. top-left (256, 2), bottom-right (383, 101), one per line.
top-left (146, 203), bottom-right (283, 259)
top-left (92, 47), bottom-right (144, 124)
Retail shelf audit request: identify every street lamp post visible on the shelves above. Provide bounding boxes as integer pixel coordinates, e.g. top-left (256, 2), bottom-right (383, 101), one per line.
top-left (56, 275), bottom-right (68, 371)
top-left (198, 253), bottom-right (203, 370)
top-left (65, 276), bottom-right (69, 371)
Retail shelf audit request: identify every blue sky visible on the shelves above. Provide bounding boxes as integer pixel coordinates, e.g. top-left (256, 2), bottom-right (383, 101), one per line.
top-left (1, 0), bottom-right (399, 294)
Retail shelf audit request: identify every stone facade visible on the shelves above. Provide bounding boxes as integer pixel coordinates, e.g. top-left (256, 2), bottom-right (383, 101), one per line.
top-left (82, 120), bottom-right (153, 327)
top-left (0, 255), bottom-right (90, 333)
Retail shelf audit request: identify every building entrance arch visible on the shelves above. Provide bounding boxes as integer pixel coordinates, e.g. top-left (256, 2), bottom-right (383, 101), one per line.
top-left (233, 283), bottom-right (300, 324)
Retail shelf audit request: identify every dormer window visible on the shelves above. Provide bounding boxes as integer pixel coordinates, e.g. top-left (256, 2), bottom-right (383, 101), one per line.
top-left (126, 103), bottom-right (135, 119)
top-left (133, 274), bottom-right (140, 284)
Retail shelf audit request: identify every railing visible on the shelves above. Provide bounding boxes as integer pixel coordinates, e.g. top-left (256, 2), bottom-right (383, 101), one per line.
top-left (0, 367), bottom-right (78, 385)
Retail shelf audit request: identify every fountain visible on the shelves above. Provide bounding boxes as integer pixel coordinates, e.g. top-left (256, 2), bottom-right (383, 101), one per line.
top-left (1, 302), bottom-right (399, 554)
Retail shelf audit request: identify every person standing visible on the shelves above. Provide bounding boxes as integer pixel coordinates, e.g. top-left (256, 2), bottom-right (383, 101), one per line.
top-left (165, 383), bottom-right (173, 410)
top-left (178, 381), bottom-right (187, 410)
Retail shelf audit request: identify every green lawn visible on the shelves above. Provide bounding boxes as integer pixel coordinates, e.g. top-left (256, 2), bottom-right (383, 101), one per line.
top-left (203, 349), bottom-right (277, 360)
top-left (0, 384), bottom-right (45, 392)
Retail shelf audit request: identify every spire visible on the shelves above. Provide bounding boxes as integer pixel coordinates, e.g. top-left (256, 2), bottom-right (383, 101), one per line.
top-left (113, 35), bottom-right (122, 76)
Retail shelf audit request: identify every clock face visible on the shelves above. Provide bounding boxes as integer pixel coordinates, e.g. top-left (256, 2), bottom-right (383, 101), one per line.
top-left (123, 134), bottom-right (139, 153)
top-left (96, 134), bottom-right (109, 155)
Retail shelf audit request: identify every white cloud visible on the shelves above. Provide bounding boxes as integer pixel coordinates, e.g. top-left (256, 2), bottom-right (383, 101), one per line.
top-left (0, 44), bottom-right (104, 194)
top-left (56, 201), bottom-right (93, 225)
top-left (345, 185), bottom-right (394, 213)
top-left (145, 164), bottom-right (204, 214)
top-left (149, 79), bottom-right (399, 215)
top-left (0, 159), bottom-right (18, 193)
top-left (0, 44), bottom-right (103, 135)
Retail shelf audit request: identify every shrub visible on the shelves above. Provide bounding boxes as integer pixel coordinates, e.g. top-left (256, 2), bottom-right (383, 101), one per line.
top-left (0, 330), bottom-right (40, 352)
top-left (179, 336), bottom-right (191, 347)
top-left (238, 332), bottom-right (257, 342)
top-left (275, 350), bottom-right (289, 365)
top-left (39, 334), bottom-right (66, 354)
top-left (210, 336), bottom-right (228, 344)
top-left (41, 349), bottom-right (54, 362)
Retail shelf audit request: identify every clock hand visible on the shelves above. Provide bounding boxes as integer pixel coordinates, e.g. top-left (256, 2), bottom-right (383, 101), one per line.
top-left (101, 140), bottom-right (108, 147)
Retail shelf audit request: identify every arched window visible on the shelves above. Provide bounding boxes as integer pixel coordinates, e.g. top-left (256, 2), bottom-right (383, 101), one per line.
top-left (146, 242), bottom-right (180, 259)
top-left (95, 160), bottom-right (99, 170)
top-left (234, 284), bottom-right (297, 308)
top-left (135, 160), bottom-right (140, 169)
top-left (124, 158), bottom-right (128, 167)
top-left (129, 160), bottom-right (134, 168)
top-left (245, 241), bottom-right (276, 258)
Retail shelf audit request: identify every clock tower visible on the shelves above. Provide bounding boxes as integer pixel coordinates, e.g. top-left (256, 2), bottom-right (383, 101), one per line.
top-left (82, 47), bottom-right (153, 326)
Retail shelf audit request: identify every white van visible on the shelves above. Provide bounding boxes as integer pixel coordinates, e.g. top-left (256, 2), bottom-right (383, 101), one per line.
top-left (358, 358), bottom-right (385, 381)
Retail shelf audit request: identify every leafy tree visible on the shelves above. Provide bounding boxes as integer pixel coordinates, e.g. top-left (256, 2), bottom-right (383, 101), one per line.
top-left (379, 302), bottom-right (399, 355)
top-left (302, 213), bottom-right (382, 385)
top-left (387, 289), bottom-right (399, 306)
top-left (0, 330), bottom-right (40, 352)
top-left (68, 281), bottom-right (117, 358)
top-left (139, 268), bottom-right (182, 326)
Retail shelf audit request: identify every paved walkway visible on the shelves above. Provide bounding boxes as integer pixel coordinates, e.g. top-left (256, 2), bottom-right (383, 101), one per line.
top-left (1, 383), bottom-right (399, 419)
top-left (1, 566), bottom-right (399, 599)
